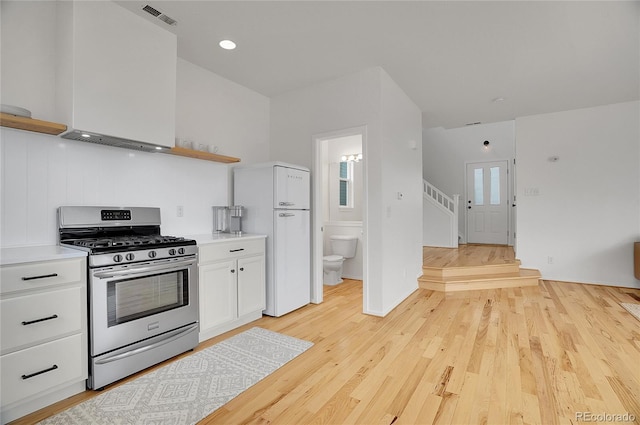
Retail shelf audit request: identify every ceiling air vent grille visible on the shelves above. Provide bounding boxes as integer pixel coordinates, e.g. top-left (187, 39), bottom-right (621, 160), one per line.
top-left (142, 4), bottom-right (177, 26)
top-left (157, 14), bottom-right (177, 26)
top-left (142, 5), bottom-right (161, 17)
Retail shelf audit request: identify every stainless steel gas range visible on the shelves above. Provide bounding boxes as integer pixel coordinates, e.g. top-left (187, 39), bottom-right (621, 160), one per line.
top-left (58, 206), bottom-right (199, 390)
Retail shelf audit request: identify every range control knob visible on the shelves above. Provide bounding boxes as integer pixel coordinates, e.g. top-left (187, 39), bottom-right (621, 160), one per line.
top-left (125, 253), bottom-right (135, 261)
top-left (168, 249), bottom-right (176, 256)
top-left (148, 251), bottom-right (157, 259)
top-left (178, 247), bottom-right (185, 255)
top-left (113, 254), bottom-right (123, 263)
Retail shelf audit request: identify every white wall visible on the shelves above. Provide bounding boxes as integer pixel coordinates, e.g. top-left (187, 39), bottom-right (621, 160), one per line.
top-left (176, 59), bottom-right (270, 166)
top-left (0, 1), bottom-right (271, 247)
top-left (379, 72), bottom-right (423, 311)
top-left (0, 128), bottom-right (228, 246)
top-left (423, 198), bottom-right (457, 248)
top-left (270, 67), bottom-right (423, 316)
top-left (1, 1), bottom-right (57, 120)
top-left (516, 101), bottom-right (640, 288)
top-left (422, 121), bottom-right (515, 243)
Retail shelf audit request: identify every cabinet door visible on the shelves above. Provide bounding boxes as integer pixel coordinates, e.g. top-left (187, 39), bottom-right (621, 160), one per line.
top-left (199, 260), bottom-right (237, 331)
top-left (237, 255), bottom-right (266, 317)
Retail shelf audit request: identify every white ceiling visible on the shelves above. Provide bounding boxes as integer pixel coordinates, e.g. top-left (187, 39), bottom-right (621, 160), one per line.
top-left (117, 1), bottom-right (639, 129)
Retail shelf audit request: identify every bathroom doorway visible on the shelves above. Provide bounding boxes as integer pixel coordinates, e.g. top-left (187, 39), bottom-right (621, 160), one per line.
top-left (312, 127), bottom-right (366, 306)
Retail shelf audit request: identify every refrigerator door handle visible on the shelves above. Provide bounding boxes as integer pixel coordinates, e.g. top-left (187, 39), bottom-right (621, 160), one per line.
top-left (278, 201), bottom-right (295, 207)
top-left (279, 213), bottom-right (295, 217)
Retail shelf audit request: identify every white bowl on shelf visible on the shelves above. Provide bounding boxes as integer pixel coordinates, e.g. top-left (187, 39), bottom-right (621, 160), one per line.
top-left (1, 104), bottom-right (31, 118)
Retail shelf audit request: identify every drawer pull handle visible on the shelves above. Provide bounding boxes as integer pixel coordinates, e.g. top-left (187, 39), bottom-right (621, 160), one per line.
top-left (21, 364), bottom-right (58, 380)
top-left (239, 267), bottom-right (244, 271)
top-left (22, 314), bottom-right (59, 326)
top-left (229, 248), bottom-right (245, 253)
top-left (21, 273), bottom-right (58, 281)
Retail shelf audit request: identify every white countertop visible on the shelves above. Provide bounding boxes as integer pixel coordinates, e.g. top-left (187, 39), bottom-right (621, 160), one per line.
top-left (186, 233), bottom-right (266, 246)
top-left (1, 245), bottom-right (87, 266)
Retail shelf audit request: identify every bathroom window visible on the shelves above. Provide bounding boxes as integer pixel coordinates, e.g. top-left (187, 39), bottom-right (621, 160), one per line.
top-left (339, 161), bottom-right (353, 208)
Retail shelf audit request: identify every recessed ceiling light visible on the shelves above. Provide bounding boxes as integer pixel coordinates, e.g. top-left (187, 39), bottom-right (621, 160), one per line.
top-left (492, 97), bottom-right (506, 103)
top-left (219, 40), bottom-right (236, 50)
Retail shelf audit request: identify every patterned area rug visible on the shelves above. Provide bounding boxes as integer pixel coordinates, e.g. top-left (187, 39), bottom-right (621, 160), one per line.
top-left (621, 303), bottom-right (640, 322)
top-left (39, 327), bottom-right (313, 425)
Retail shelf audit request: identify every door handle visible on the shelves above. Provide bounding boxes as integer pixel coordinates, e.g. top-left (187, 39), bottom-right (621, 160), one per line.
top-left (468, 206), bottom-right (472, 209)
top-left (22, 273), bottom-right (58, 281)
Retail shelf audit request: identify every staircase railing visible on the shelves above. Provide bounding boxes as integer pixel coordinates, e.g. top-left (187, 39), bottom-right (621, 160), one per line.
top-left (423, 180), bottom-right (459, 247)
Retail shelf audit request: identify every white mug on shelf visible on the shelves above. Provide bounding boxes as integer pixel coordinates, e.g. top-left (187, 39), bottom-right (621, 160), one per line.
top-left (178, 139), bottom-right (195, 149)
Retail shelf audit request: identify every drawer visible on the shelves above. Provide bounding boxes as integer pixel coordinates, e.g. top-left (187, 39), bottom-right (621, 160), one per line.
top-left (0, 258), bottom-right (84, 295)
top-left (199, 238), bottom-right (265, 264)
top-left (1, 286), bottom-right (84, 354)
top-left (1, 334), bottom-right (85, 407)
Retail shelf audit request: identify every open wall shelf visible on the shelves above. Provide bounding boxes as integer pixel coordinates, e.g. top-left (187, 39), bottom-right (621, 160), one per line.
top-left (1, 113), bottom-right (241, 164)
top-left (0, 113), bottom-right (67, 135)
top-left (167, 147), bottom-right (240, 163)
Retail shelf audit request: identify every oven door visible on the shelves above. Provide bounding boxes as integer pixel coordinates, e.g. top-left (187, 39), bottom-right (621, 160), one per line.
top-left (89, 256), bottom-right (198, 357)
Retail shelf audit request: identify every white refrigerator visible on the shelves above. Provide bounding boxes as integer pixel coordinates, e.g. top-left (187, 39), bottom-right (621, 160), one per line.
top-left (233, 162), bottom-right (311, 317)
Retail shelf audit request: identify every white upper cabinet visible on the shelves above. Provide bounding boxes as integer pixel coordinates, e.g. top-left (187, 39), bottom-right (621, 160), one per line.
top-left (56, 1), bottom-right (177, 148)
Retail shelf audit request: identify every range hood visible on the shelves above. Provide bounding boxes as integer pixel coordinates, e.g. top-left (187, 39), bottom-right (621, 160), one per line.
top-left (56, 1), bottom-right (177, 153)
top-left (61, 130), bottom-right (167, 153)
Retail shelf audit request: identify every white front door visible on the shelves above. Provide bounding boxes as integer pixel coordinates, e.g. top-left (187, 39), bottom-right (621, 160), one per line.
top-left (466, 160), bottom-right (509, 244)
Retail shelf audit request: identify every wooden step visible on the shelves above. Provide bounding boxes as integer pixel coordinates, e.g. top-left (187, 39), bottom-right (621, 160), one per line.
top-left (418, 268), bottom-right (542, 292)
top-left (422, 260), bottom-right (521, 280)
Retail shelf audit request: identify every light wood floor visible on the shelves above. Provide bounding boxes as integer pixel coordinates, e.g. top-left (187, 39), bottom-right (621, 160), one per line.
top-left (14, 277), bottom-right (640, 425)
top-left (423, 244), bottom-right (516, 268)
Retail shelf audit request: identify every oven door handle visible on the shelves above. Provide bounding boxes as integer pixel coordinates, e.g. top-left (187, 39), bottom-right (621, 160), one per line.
top-left (94, 323), bottom-right (199, 365)
top-left (93, 259), bottom-right (196, 279)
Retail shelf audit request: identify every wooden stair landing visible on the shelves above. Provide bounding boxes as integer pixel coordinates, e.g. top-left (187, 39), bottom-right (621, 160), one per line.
top-left (419, 245), bottom-right (542, 292)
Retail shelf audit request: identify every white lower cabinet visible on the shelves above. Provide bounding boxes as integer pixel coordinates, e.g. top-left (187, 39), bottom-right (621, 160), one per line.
top-left (198, 237), bottom-right (266, 342)
top-left (0, 256), bottom-right (87, 424)
top-left (237, 255), bottom-right (266, 316)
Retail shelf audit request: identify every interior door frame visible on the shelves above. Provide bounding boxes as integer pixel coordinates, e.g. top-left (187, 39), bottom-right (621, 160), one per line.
top-left (311, 126), bottom-right (368, 308)
top-left (464, 159), bottom-right (515, 245)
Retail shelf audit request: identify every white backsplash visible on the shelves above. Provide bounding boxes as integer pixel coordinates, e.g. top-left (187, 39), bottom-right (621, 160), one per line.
top-left (1, 128), bottom-right (229, 247)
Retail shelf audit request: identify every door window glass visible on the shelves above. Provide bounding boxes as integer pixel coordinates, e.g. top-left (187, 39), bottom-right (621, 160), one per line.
top-left (474, 168), bottom-right (484, 205)
top-left (490, 166), bottom-right (500, 205)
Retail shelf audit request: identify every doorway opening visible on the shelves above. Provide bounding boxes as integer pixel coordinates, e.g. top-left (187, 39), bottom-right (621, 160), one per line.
top-left (312, 127), bottom-right (367, 307)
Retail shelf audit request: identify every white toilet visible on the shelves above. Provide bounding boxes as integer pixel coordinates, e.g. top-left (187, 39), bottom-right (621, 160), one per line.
top-left (323, 235), bottom-right (358, 285)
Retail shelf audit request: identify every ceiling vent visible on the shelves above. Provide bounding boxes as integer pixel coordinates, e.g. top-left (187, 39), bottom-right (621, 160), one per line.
top-left (142, 4), bottom-right (177, 26)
